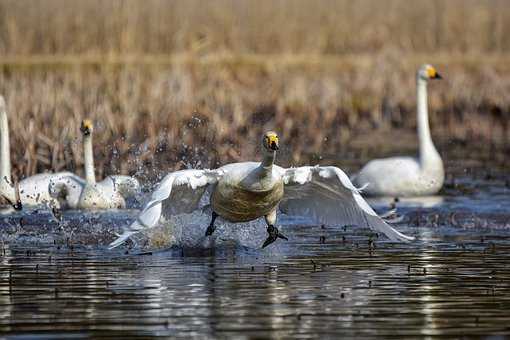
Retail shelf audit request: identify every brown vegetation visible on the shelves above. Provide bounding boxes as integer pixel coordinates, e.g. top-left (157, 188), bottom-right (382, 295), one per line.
top-left (1, 0), bottom-right (510, 55)
top-left (0, 0), bottom-right (508, 183)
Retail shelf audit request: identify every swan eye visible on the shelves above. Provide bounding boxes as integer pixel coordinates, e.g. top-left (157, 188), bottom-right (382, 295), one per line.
top-left (264, 136), bottom-right (271, 148)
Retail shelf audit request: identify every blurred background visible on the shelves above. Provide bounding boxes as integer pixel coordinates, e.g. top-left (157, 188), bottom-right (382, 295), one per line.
top-left (0, 0), bottom-right (508, 181)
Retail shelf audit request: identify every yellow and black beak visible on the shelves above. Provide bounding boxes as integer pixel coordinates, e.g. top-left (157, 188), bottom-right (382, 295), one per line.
top-left (80, 119), bottom-right (93, 136)
top-left (266, 133), bottom-right (279, 151)
top-left (270, 140), bottom-right (279, 151)
top-left (427, 67), bottom-right (442, 80)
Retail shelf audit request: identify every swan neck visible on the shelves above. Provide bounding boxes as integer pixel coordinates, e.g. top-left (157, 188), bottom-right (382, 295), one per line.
top-left (417, 77), bottom-right (438, 165)
top-left (83, 134), bottom-right (96, 184)
top-left (0, 102), bottom-right (11, 183)
top-left (260, 150), bottom-right (276, 173)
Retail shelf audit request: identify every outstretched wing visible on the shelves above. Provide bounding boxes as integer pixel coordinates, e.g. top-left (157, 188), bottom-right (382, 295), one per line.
top-left (280, 166), bottom-right (414, 242)
top-left (108, 169), bottom-right (224, 249)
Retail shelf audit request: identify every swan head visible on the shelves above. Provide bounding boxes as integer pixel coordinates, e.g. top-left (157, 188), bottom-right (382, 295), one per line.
top-left (418, 64), bottom-right (442, 81)
top-left (80, 119), bottom-right (94, 136)
top-left (263, 131), bottom-right (279, 152)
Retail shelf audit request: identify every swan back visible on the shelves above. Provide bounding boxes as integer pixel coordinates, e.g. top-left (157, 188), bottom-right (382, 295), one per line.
top-left (78, 182), bottom-right (123, 209)
top-left (107, 175), bottom-right (140, 197)
top-left (76, 176), bottom-right (138, 209)
top-left (49, 174), bottom-right (87, 209)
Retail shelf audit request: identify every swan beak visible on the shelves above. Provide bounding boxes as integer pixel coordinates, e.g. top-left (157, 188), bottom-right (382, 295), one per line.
top-left (426, 66), bottom-right (442, 80)
top-left (268, 134), bottom-right (279, 150)
top-left (264, 132), bottom-right (279, 151)
top-left (80, 119), bottom-right (93, 135)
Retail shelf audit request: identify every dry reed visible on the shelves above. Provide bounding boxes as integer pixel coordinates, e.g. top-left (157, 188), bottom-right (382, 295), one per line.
top-left (1, 0), bottom-right (510, 55)
top-left (0, 0), bottom-right (508, 185)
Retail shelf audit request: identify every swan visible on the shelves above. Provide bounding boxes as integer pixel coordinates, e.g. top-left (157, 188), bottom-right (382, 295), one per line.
top-left (0, 95), bottom-right (81, 210)
top-left (49, 120), bottom-right (140, 210)
top-left (109, 131), bottom-right (413, 249)
top-left (353, 64), bottom-right (444, 197)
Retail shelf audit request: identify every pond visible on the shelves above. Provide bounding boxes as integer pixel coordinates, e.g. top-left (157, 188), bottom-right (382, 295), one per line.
top-left (0, 160), bottom-right (509, 338)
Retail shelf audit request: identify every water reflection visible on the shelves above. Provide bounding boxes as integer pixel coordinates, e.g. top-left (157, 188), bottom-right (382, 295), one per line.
top-left (1, 234), bottom-right (510, 337)
top-left (1, 172), bottom-right (510, 337)
top-left (0, 243), bottom-right (11, 322)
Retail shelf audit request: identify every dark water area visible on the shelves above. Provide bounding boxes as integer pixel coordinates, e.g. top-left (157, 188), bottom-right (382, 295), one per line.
top-left (0, 158), bottom-right (510, 338)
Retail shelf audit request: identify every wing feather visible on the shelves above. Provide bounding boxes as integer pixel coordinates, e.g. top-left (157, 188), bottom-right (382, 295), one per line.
top-left (281, 166), bottom-right (413, 242)
top-left (108, 169), bottom-right (223, 249)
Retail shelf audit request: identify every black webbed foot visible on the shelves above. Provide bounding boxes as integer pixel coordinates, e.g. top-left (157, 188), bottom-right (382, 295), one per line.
top-left (13, 200), bottom-right (22, 211)
top-left (205, 211), bottom-right (218, 236)
top-left (262, 225), bottom-right (288, 248)
top-left (51, 206), bottom-right (63, 222)
top-left (205, 223), bottom-right (216, 236)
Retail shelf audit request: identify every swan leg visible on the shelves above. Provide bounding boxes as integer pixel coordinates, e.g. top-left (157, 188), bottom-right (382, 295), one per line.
top-left (262, 210), bottom-right (287, 248)
top-left (205, 211), bottom-right (218, 236)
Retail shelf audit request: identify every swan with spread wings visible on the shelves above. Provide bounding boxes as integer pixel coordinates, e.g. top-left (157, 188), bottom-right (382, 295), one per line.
top-left (109, 131), bottom-right (413, 249)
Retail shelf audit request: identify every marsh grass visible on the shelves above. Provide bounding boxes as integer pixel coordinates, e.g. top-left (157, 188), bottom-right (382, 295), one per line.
top-left (0, 0), bottom-right (508, 185)
top-left (2, 55), bottom-right (509, 182)
top-left (1, 0), bottom-right (510, 55)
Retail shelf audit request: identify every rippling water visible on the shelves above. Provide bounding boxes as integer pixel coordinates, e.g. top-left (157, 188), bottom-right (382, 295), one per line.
top-left (1, 167), bottom-right (510, 338)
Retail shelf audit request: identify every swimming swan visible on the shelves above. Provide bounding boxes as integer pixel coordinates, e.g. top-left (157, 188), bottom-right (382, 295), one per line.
top-left (353, 64), bottom-right (444, 197)
top-left (49, 120), bottom-right (140, 210)
top-left (109, 131), bottom-right (413, 249)
top-left (0, 96), bottom-right (81, 209)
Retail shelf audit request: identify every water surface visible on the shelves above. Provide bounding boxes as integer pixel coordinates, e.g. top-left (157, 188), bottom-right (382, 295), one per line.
top-left (1, 165), bottom-right (509, 338)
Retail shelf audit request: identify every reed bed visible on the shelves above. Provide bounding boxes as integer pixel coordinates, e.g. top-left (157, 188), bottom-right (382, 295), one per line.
top-left (0, 0), bottom-right (508, 183)
top-left (1, 0), bottom-right (510, 55)
top-left (1, 54), bottom-right (509, 183)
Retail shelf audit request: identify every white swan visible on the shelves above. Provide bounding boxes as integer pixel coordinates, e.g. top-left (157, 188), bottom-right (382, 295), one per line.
top-left (109, 131), bottom-right (413, 249)
top-left (0, 96), bottom-right (81, 209)
top-left (353, 64), bottom-right (444, 197)
top-left (49, 120), bottom-right (140, 210)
